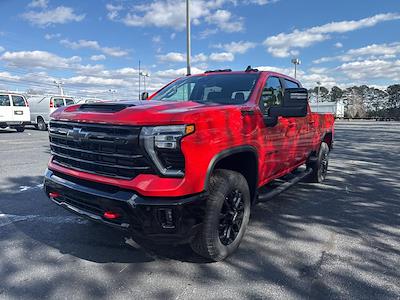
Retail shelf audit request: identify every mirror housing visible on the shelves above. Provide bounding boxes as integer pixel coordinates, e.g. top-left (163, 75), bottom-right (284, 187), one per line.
top-left (269, 88), bottom-right (308, 118)
top-left (141, 92), bottom-right (149, 100)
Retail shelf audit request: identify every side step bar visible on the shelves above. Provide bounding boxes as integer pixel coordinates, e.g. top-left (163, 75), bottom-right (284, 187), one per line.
top-left (257, 168), bottom-right (312, 202)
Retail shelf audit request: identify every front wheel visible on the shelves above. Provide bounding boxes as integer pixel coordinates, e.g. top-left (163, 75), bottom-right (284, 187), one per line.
top-left (307, 142), bottom-right (330, 183)
top-left (190, 169), bottom-right (251, 261)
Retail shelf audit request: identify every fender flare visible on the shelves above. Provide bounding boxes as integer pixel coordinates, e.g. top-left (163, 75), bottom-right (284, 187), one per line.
top-left (204, 145), bottom-right (259, 192)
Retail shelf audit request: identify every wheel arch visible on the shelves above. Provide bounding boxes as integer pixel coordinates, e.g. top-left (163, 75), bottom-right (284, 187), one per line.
top-left (205, 145), bottom-right (259, 204)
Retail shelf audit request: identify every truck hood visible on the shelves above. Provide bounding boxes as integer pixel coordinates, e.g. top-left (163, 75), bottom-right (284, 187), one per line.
top-left (50, 100), bottom-right (240, 126)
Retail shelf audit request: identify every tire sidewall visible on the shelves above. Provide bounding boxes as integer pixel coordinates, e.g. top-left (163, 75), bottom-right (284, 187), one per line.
top-left (317, 143), bottom-right (329, 182)
top-left (206, 170), bottom-right (251, 260)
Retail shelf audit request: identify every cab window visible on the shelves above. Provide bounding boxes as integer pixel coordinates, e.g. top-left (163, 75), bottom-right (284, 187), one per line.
top-left (260, 76), bottom-right (283, 113)
top-left (12, 95), bottom-right (26, 107)
top-left (53, 98), bottom-right (64, 108)
top-left (65, 98), bottom-right (75, 106)
top-left (0, 95), bottom-right (11, 106)
top-left (284, 79), bottom-right (300, 88)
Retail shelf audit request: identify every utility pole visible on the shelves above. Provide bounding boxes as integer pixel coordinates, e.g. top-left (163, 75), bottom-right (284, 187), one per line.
top-left (186, 0), bottom-right (191, 76)
top-left (138, 60), bottom-right (141, 100)
top-left (54, 80), bottom-right (64, 95)
top-left (316, 81), bottom-right (321, 112)
top-left (291, 58), bottom-right (301, 79)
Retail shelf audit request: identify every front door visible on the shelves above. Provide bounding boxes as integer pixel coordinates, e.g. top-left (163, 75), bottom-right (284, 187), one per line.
top-left (259, 76), bottom-right (291, 179)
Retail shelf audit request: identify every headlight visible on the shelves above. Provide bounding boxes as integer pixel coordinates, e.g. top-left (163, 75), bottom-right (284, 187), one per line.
top-left (140, 125), bottom-right (195, 177)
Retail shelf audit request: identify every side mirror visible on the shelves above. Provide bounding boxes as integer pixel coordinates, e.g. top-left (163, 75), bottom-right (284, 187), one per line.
top-left (269, 88), bottom-right (308, 118)
top-left (141, 92), bottom-right (149, 100)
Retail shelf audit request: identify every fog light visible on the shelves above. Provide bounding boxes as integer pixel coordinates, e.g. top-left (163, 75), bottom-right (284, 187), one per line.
top-left (103, 211), bottom-right (121, 220)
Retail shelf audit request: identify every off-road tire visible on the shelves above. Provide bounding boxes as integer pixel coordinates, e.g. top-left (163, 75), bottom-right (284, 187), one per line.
top-left (307, 142), bottom-right (330, 183)
top-left (190, 169), bottom-right (251, 261)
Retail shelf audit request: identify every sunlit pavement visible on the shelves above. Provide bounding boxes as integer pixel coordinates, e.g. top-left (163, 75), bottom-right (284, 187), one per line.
top-left (0, 122), bottom-right (399, 299)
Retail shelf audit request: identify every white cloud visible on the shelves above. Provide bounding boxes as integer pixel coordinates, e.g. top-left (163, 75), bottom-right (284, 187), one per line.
top-left (0, 50), bottom-right (81, 69)
top-left (152, 35), bottom-right (162, 43)
top-left (205, 9), bottom-right (244, 32)
top-left (157, 52), bottom-right (186, 63)
top-left (209, 52), bottom-right (235, 62)
top-left (314, 42), bottom-right (400, 63)
top-left (28, 0), bottom-right (48, 9)
top-left (60, 39), bottom-right (129, 57)
top-left (157, 52), bottom-right (210, 63)
top-left (108, 0), bottom-right (243, 33)
top-left (214, 41), bottom-right (257, 54)
top-left (334, 42), bottom-right (343, 48)
top-left (338, 59), bottom-right (400, 81)
top-left (90, 55), bottom-right (106, 61)
top-left (263, 13), bottom-right (400, 57)
top-left (22, 6), bottom-right (85, 27)
top-left (44, 33), bottom-right (61, 40)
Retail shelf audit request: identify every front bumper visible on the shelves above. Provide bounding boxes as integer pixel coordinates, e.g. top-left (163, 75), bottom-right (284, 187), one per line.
top-left (44, 169), bottom-right (207, 244)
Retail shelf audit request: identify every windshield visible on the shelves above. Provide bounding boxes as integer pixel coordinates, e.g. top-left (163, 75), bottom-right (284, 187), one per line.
top-left (152, 73), bottom-right (259, 105)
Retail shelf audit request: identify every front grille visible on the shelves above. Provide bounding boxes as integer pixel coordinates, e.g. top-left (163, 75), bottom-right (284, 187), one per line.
top-left (49, 120), bottom-right (154, 179)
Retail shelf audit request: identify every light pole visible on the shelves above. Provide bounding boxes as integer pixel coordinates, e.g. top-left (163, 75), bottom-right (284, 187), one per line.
top-left (186, 0), bottom-right (191, 76)
top-left (291, 58), bottom-right (301, 79)
top-left (140, 71), bottom-right (150, 92)
top-left (54, 80), bottom-right (64, 96)
top-left (316, 81), bottom-right (321, 112)
top-left (108, 89), bottom-right (116, 101)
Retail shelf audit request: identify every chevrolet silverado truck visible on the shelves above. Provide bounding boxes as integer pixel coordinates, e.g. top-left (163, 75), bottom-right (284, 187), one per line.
top-left (44, 68), bottom-right (334, 261)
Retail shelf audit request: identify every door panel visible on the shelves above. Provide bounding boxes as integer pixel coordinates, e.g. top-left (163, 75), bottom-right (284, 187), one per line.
top-left (11, 95), bottom-right (30, 122)
top-left (0, 95), bottom-right (12, 123)
top-left (259, 76), bottom-right (291, 178)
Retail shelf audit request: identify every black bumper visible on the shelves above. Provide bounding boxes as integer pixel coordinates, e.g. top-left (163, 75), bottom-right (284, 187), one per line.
top-left (43, 169), bottom-right (207, 244)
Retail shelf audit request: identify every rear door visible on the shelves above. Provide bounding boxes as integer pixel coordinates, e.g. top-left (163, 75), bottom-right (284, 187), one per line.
top-left (50, 98), bottom-right (65, 114)
top-left (0, 95), bottom-right (12, 123)
top-left (11, 95), bottom-right (30, 122)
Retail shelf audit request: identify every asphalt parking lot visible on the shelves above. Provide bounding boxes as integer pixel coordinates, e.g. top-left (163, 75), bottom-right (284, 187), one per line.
top-left (0, 121), bottom-right (399, 299)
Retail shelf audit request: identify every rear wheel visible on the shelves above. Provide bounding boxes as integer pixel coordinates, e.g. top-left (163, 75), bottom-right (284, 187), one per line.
top-left (307, 142), bottom-right (330, 183)
top-left (37, 117), bottom-right (47, 131)
top-left (15, 126), bottom-right (25, 132)
top-left (190, 169), bottom-right (251, 261)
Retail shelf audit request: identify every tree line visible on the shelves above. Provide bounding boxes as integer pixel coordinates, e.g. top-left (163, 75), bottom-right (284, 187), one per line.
top-left (308, 84), bottom-right (400, 118)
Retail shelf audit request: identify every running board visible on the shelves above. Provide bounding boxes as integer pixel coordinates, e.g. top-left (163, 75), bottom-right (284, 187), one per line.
top-left (257, 168), bottom-right (312, 202)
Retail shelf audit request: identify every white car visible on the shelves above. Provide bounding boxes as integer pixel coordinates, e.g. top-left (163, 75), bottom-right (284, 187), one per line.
top-left (28, 95), bottom-right (75, 130)
top-left (0, 93), bottom-right (30, 132)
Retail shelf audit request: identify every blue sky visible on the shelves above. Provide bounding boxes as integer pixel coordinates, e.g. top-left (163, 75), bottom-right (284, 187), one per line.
top-left (0, 0), bottom-right (399, 98)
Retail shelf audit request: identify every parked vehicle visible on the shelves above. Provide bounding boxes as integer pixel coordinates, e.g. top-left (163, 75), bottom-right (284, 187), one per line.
top-left (28, 95), bottom-right (75, 130)
top-left (44, 68), bottom-right (334, 261)
top-left (0, 92), bottom-right (30, 132)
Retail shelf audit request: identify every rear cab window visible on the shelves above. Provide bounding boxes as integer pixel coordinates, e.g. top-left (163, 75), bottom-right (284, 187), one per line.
top-left (64, 98), bottom-right (75, 106)
top-left (12, 95), bottom-right (27, 107)
top-left (0, 95), bottom-right (11, 106)
top-left (284, 79), bottom-right (300, 88)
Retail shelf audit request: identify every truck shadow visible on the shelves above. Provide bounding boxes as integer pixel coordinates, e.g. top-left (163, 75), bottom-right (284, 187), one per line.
top-left (0, 123), bottom-right (399, 298)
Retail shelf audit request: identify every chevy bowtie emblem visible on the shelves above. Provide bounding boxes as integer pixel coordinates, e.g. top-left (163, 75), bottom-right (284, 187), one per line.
top-left (66, 127), bottom-right (88, 142)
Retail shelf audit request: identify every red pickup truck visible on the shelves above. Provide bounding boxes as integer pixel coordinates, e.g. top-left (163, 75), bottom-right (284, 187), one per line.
top-left (44, 68), bottom-right (334, 261)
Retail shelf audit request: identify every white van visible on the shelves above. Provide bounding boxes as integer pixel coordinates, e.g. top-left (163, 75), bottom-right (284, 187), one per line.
top-left (0, 93), bottom-right (30, 132)
top-left (28, 95), bottom-right (75, 130)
